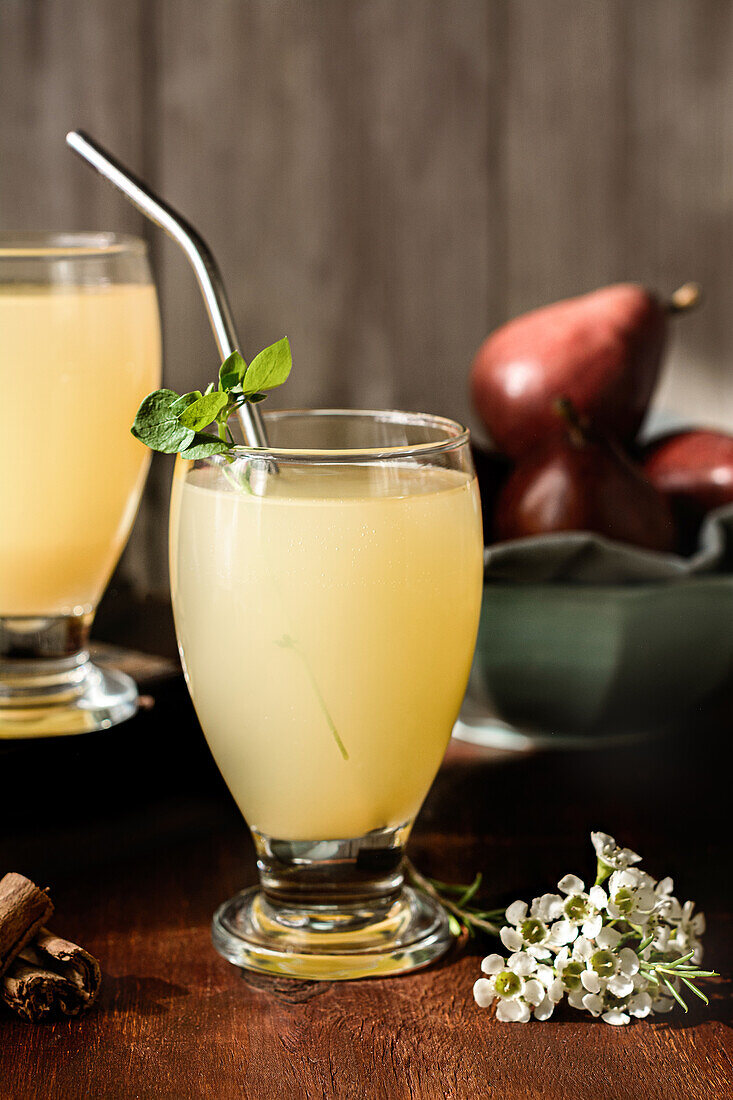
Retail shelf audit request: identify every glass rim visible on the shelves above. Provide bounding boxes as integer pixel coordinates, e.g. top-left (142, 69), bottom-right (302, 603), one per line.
top-left (0, 232), bottom-right (147, 259)
top-left (220, 408), bottom-right (471, 462)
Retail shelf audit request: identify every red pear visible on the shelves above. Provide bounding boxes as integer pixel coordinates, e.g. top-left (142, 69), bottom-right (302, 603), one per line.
top-left (471, 283), bottom-right (701, 458)
top-left (643, 429), bottom-right (733, 516)
top-left (642, 429), bottom-right (733, 553)
top-left (494, 400), bottom-right (676, 552)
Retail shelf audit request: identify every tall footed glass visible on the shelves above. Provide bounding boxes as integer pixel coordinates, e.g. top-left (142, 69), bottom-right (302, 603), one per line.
top-left (0, 234), bottom-right (161, 737)
top-left (170, 410), bottom-right (483, 979)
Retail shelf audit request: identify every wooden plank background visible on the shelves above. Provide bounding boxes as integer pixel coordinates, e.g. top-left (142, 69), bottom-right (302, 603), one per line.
top-left (2, 0), bottom-right (733, 595)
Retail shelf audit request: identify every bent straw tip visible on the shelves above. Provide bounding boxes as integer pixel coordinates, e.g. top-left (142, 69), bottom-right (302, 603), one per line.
top-left (65, 130), bottom-right (91, 152)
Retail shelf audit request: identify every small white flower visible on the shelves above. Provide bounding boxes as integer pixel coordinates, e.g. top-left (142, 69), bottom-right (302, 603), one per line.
top-left (582, 966), bottom-right (649, 1026)
top-left (570, 935), bottom-right (595, 961)
top-left (607, 949), bottom-right (640, 999)
top-left (473, 951), bottom-right (549, 1022)
top-left (497, 998), bottom-right (531, 1023)
top-left (648, 922), bottom-right (671, 955)
top-left (628, 991), bottom-right (653, 1018)
top-left (531, 892), bottom-right (565, 922)
top-left (632, 968), bottom-right (676, 1014)
top-left (534, 964), bottom-right (558, 990)
top-left (581, 992), bottom-right (604, 1016)
top-left (648, 880), bottom-right (684, 944)
top-left (533, 996), bottom-right (556, 1021)
top-left (596, 926), bottom-right (622, 950)
top-left (561, 937), bottom-right (640, 1008)
top-left (607, 868), bottom-right (657, 924)
top-left (506, 951), bottom-right (536, 977)
top-left (505, 900), bottom-right (528, 925)
top-left (472, 832), bottom-right (710, 1027)
top-left (555, 942), bottom-right (592, 1006)
top-left (547, 920), bottom-right (578, 949)
top-left (655, 876), bottom-right (675, 902)
top-left (473, 978), bottom-right (495, 1009)
top-left (602, 1008), bottom-right (631, 1026)
top-left (580, 969), bottom-right (601, 994)
top-left (523, 979), bottom-right (545, 1006)
top-left (683, 900), bottom-right (706, 937)
top-left (665, 900), bottom-right (706, 964)
top-left (591, 832), bottom-right (641, 872)
top-left (500, 897), bottom-right (576, 959)
top-left (556, 873), bottom-right (607, 938)
top-left (480, 953), bottom-right (506, 976)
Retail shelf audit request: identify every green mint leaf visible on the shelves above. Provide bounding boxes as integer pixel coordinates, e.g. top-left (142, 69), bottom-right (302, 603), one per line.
top-left (170, 391), bottom-right (201, 414)
top-left (178, 391), bottom-right (229, 431)
top-left (243, 337), bottom-right (291, 394)
top-left (220, 351), bottom-right (247, 391)
top-left (179, 432), bottom-right (233, 460)
top-left (131, 389), bottom-right (195, 454)
top-left (131, 339), bottom-right (294, 457)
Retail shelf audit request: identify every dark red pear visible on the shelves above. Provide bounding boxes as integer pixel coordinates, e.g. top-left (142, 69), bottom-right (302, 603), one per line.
top-left (643, 429), bottom-right (733, 516)
top-left (494, 399), bottom-right (676, 552)
top-left (471, 282), bottom-right (701, 458)
top-left (642, 428), bottom-right (733, 552)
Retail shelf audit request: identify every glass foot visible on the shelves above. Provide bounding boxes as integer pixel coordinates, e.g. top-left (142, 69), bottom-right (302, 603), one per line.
top-left (0, 661), bottom-right (138, 739)
top-left (1, 612), bottom-right (139, 738)
top-left (212, 883), bottom-right (451, 980)
top-left (213, 824), bottom-right (451, 979)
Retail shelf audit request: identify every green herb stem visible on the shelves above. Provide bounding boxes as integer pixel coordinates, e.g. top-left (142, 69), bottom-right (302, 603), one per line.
top-left (405, 859), bottom-right (501, 937)
top-left (276, 635), bottom-right (348, 761)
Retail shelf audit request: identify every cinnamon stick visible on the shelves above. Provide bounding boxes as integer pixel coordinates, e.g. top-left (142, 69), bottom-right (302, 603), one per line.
top-left (0, 874), bottom-right (102, 1022)
top-left (0, 873), bottom-right (53, 978)
top-left (2, 959), bottom-right (91, 1022)
top-left (1, 931), bottom-right (102, 1022)
top-left (30, 927), bottom-right (102, 1001)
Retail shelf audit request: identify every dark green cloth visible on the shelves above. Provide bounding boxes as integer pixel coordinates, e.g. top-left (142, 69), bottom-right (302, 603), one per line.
top-left (484, 504), bottom-right (733, 584)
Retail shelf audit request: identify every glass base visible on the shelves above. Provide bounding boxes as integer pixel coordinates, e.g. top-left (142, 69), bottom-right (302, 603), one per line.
top-left (0, 663), bottom-right (138, 739)
top-left (0, 613), bottom-right (138, 738)
top-left (212, 825), bottom-right (452, 980)
top-left (213, 884), bottom-right (451, 981)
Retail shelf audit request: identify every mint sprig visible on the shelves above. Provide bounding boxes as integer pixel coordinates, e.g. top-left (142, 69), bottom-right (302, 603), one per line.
top-left (131, 337), bottom-right (291, 459)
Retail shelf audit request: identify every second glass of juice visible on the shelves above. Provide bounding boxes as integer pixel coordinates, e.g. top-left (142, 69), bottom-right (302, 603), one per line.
top-left (170, 410), bottom-right (483, 979)
top-left (0, 234), bottom-right (161, 737)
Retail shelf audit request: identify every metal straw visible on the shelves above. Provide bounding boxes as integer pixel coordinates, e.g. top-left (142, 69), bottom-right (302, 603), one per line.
top-left (65, 129), bottom-right (269, 449)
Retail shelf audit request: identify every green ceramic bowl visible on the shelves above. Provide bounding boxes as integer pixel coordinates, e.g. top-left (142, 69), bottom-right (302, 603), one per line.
top-left (455, 575), bottom-right (733, 749)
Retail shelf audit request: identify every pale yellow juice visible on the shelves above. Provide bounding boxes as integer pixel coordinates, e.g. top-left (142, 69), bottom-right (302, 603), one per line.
top-left (171, 460), bottom-right (483, 840)
top-left (0, 285), bottom-right (161, 615)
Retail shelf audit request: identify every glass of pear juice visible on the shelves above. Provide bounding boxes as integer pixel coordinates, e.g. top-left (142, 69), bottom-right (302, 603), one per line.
top-left (170, 409), bottom-right (483, 979)
top-left (0, 234), bottom-right (162, 737)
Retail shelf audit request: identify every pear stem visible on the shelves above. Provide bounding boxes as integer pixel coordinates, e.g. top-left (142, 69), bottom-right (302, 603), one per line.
top-left (553, 397), bottom-right (588, 448)
top-left (668, 282), bottom-right (702, 314)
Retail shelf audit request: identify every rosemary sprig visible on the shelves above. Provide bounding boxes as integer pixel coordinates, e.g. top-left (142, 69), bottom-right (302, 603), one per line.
top-left (638, 951), bottom-right (718, 1012)
top-left (405, 859), bottom-right (503, 938)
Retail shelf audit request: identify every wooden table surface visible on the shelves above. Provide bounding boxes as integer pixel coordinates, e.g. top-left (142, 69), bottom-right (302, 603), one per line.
top-left (1, 643), bottom-right (731, 1100)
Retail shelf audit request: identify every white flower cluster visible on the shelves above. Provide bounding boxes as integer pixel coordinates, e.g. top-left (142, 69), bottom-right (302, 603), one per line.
top-left (473, 832), bottom-right (707, 1025)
